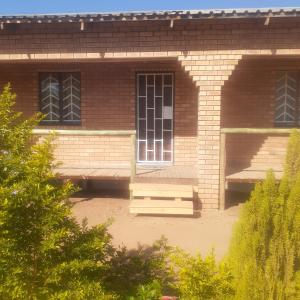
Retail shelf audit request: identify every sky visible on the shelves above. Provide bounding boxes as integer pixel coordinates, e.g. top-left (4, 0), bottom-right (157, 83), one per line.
top-left (0, 1), bottom-right (299, 15)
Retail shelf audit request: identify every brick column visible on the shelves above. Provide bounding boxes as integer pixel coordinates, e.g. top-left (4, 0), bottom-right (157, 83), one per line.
top-left (178, 53), bottom-right (241, 209)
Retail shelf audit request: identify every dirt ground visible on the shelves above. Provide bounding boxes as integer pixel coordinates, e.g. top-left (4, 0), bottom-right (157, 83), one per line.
top-left (71, 194), bottom-right (241, 259)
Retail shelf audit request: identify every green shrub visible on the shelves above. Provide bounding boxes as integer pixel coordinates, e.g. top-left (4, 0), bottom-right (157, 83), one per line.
top-left (127, 280), bottom-right (162, 300)
top-left (169, 249), bottom-right (234, 300)
top-left (0, 85), bottom-right (116, 299)
top-left (0, 85), bottom-right (171, 300)
top-left (104, 237), bottom-right (170, 299)
top-left (228, 130), bottom-right (300, 300)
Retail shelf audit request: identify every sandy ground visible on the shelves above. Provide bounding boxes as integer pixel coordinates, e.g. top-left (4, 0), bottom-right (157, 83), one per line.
top-left (71, 195), bottom-right (241, 259)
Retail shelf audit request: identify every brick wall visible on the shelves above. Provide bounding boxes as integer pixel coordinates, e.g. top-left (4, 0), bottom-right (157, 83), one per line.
top-left (1, 18), bottom-right (300, 57)
top-left (51, 135), bottom-right (132, 169)
top-left (221, 59), bottom-right (300, 176)
top-left (1, 17), bottom-right (300, 208)
top-left (0, 61), bottom-right (198, 169)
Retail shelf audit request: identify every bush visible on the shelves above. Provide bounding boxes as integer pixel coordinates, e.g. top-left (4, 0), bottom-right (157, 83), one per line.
top-left (228, 130), bottom-right (300, 300)
top-left (104, 238), bottom-right (170, 299)
top-left (0, 85), bottom-right (117, 299)
top-left (169, 249), bottom-right (234, 300)
top-left (127, 280), bottom-right (162, 300)
top-left (0, 85), bottom-right (170, 299)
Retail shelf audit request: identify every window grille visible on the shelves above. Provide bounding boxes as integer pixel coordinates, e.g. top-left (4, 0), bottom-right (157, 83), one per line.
top-left (275, 72), bottom-right (299, 127)
top-left (40, 72), bottom-right (81, 125)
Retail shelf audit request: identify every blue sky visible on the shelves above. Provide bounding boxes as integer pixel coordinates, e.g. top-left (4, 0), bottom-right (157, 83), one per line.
top-left (0, 1), bottom-right (299, 15)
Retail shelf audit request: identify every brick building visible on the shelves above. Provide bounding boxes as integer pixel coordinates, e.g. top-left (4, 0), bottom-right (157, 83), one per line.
top-left (1, 7), bottom-right (300, 212)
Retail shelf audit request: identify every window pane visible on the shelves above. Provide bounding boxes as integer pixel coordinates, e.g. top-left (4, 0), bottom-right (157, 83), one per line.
top-left (155, 97), bottom-right (162, 118)
top-left (139, 120), bottom-right (146, 140)
top-left (40, 73), bottom-right (60, 122)
top-left (163, 119), bottom-right (172, 130)
top-left (138, 97), bottom-right (146, 119)
top-left (147, 109), bottom-right (154, 130)
top-left (62, 73), bottom-right (81, 123)
top-left (164, 87), bottom-right (172, 106)
top-left (147, 86), bottom-right (154, 108)
top-left (155, 141), bottom-right (162, 161)
top-left (163, 131), bottom-right (172, 151)
top-left (147, 131), bottom-right (154, 150)
top-left (155, 75), bottom-right (162, 96)
top-left (139, 141), bottom-right (146, 161)
top-left (155, 119), bottom-right (162, 139)
top-left (163, 152), bottom-right (171, 161)
top-left (164, 74), bottom-right (173, 85)
top-left (138, 75), bottom-right (146, 96)
top-left (147, 75), bottom-right (154, 85)
top-left (147, 151), bottom-right (154, 161)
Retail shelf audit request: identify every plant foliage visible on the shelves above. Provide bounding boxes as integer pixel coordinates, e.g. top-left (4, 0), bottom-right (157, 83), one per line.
top-left (228, 130), bottom-right (300, 300)
top-left (0, 84), bottom-right (116, 299)
top-left (169, 249), bottom-right (234, 299)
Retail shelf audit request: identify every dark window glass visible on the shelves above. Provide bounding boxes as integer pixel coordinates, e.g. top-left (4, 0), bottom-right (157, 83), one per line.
top-left (164, 74), bottom-right (173, 85)
top-left (148, 138), bottom-right (154, 151)
top-left (155, 141), bottom-right (162, 161)
top-left (138, 75), bottom-right (146, 96)
top-left (139, 120), bottom-right (146, 140)
top-left (155, 97), bottom-right (162, 118)
top-left (138, 97), bottom-right (146, 119)
top-left (147, 75), bottom-right (154, 85)
top-left (139, 141), bottom-right (146, 161)
top-left (163, 119), bottom-right (172, 131)
top-left (155, 119), bottom-right (162, 139)
top-left (164, 87), bottom-right (172, 106)
top-left (147, 109), bottom-right (154, 130)
top-left (147, 86), bottom-right (154, 108)
top-left (155, 75), bottom-right (162, 96)
top-left (163, 131), bottom-right (172, 151)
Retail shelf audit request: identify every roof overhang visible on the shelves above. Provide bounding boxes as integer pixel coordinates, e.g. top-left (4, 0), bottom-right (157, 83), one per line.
top-left (0, 7), bottom-right (300, 24)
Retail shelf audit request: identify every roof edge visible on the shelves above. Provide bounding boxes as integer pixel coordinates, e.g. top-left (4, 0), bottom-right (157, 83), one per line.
top-left (1, 7), bottom-right (300, 23)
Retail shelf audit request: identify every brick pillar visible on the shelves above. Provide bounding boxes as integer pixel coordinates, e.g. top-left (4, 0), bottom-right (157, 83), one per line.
top-left (178, 53), bottom-right (241, 209)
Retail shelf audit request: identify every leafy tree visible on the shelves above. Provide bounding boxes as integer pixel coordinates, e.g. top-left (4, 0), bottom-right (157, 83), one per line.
top-left (228, 130), bottom-right (300, 300)
top-left (0, 84), bottom-right (116, 299)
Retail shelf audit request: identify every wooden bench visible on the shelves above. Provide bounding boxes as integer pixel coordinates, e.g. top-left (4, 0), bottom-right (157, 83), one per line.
top-left (129, 183), bottom-right (194, 215)
top-left (226, 167), bottom-right (283, 183)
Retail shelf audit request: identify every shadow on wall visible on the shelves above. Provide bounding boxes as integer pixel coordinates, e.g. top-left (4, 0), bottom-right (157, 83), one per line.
top-left (220, 58), bottom-right (289, 176)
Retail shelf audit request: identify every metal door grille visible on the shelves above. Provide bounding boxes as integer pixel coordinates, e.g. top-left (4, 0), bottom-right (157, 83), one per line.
top-left (137, 73), bottom-right (173, 163)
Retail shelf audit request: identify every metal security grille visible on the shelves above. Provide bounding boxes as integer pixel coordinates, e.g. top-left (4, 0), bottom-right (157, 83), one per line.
top-left (137, 73), bottom-right (173, 163)
top-left (40, 72), bottom-right (81, 124)
top-left (62, 73), bottom-right (81, 122)
top-left (275, 72), bottom-right (298, 126)
top-left (40, 74), bottom-right (60, 122)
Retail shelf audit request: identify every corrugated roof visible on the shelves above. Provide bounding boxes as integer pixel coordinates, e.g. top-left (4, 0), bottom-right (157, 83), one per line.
top-left (0, 7), bottom-right (300, 23)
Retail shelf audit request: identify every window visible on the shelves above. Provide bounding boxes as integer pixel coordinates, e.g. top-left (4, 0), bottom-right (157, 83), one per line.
top-left (275, 71), bottom-right (300, 127)
top-left (39, 72), bottom-right (81, 125)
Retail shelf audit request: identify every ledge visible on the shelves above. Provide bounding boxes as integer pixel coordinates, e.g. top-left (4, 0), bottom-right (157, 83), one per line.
top-left (221, 128), bottom-right (299, 134)
top-left (33, 129), bottom-right (136, 136)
